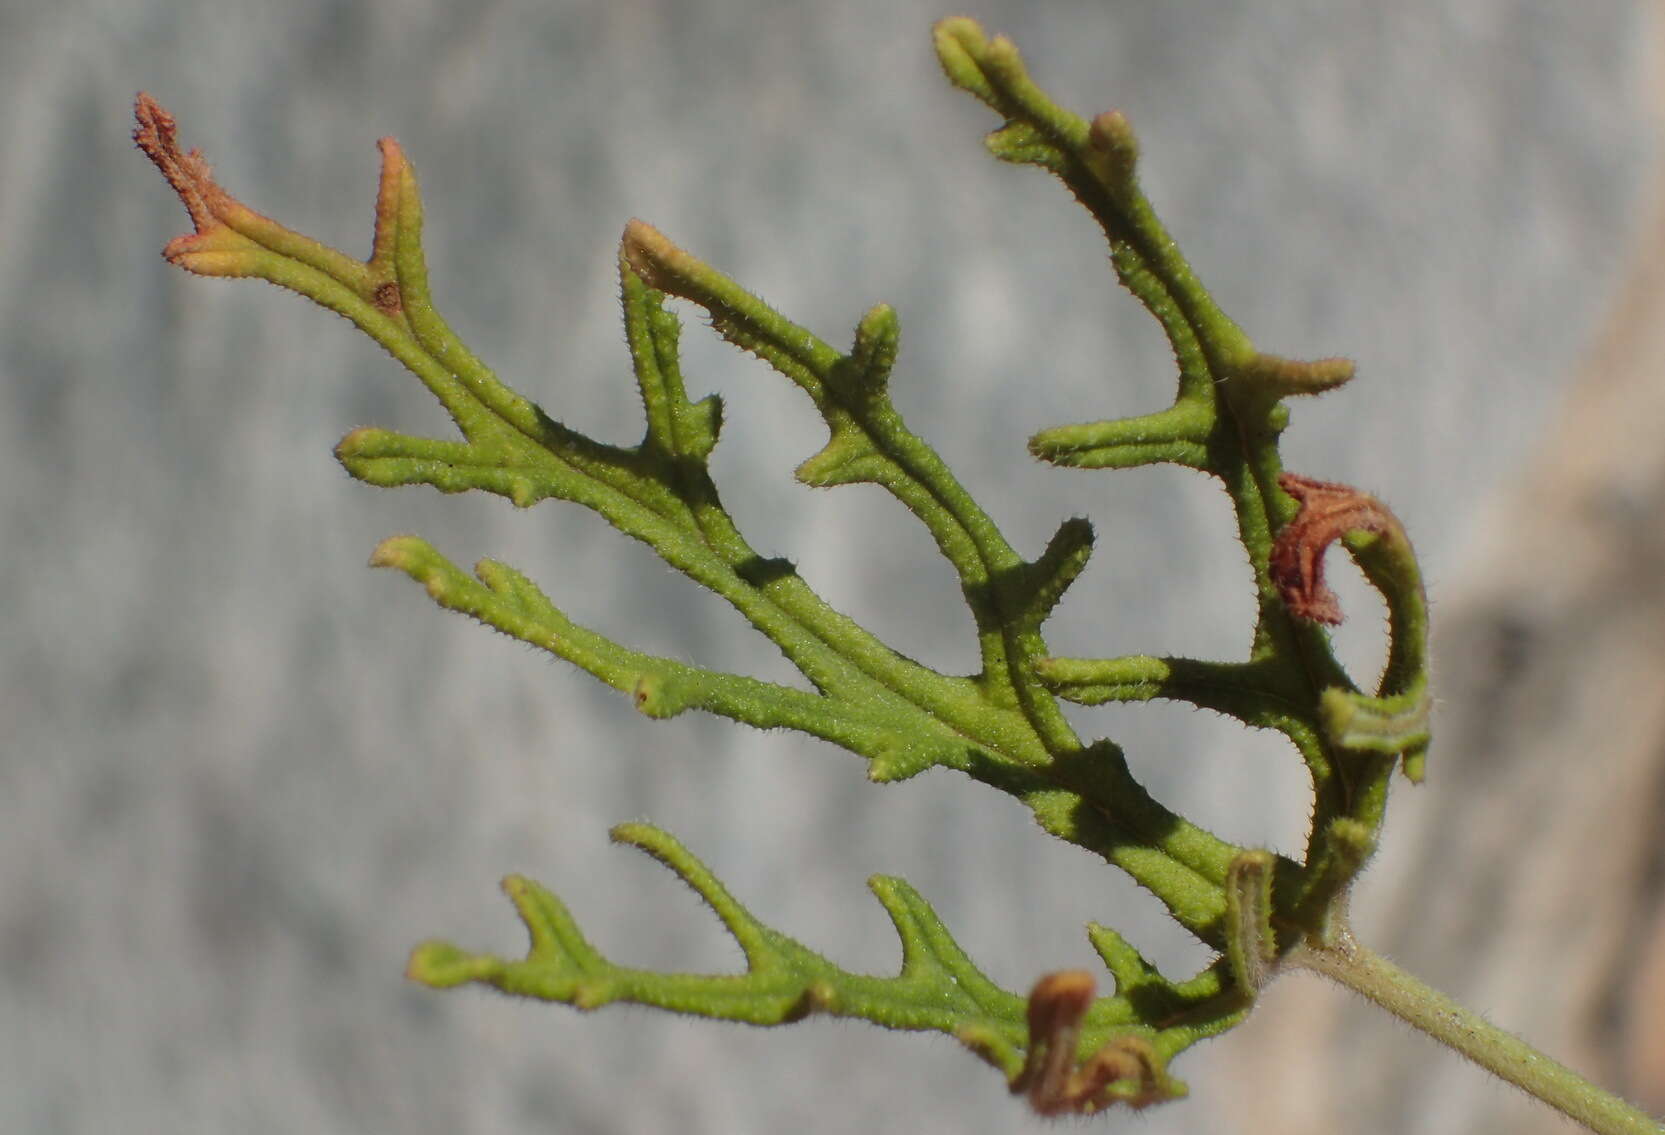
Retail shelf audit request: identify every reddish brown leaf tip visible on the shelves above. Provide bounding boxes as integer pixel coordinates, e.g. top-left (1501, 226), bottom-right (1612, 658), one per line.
top-left (1014, 970), bottom-right (1173, 1115)
top-left (1270, 472), bottom-right (1398, 625)
top-left (1025, 970), bottom-right (1097, 1037)
top-left (133, 93), bottom-right (222, 234)
top-left (1014, 971), bottom-right (1096, 1115)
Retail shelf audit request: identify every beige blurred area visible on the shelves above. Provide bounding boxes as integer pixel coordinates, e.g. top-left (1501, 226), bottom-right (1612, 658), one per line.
top-left (1222, 6), bottom-right (1665, 1131)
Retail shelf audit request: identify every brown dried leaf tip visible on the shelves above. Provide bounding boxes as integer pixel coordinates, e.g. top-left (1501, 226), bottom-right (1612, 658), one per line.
top-left (135, 93), bottom-right (410, 295)
top-left (1270, 472), bottom-right (1401, 625)
top-left (132, 93), bottom-right (228, 236)
top-left (131, 93), bottom-right (278, 279)
top-left (1013, 971), bottom-right (1172, 1115)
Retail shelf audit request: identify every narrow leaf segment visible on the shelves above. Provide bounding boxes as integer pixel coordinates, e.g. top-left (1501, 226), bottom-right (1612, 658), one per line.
top-left (409, 822), bottom-right (1232, 1111)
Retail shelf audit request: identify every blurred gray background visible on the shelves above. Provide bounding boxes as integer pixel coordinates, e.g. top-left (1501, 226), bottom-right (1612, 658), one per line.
top-left (3, 0), bottom-right (1660, 1132)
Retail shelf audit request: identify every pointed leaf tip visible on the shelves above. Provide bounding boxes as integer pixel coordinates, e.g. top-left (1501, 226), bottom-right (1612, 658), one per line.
top-left (608, 821), bottom-right (659, 849)
top-left (1003, 516), bottom-right (1094, 631)
top-left (133, 93), bottom-right (219, 233)
top-left (1085, 923), bottom-right (1159, 994)
top-left (1038, 513), bottom-right (1094, 569)
top-left (853, 302), bottom-right (899, 365)
top-left (933, 16), bottom-right (987, 50)
top-left (825, 303), bottom-right (902, 403)
top-left (1089, 110), bottom-right (1138, 157)
top-left (984, 34), bottom-right (1024, 75)
top-left (621, 218), bottom-right (680, 293)
top-left (370, 136), bottom-right (412, 273)
top-left (932, 17), bottom-right (989, 64)
top-left (406, 940), bottom-right (492, 987)
top-left (1237, 353), bottom-right (1355, 399)
top-left (795, 427), bottom-right (886, 487)
top-left (335, 426), bottom-right (380, 461)
top-left (933, 18), bottom-right (997, 103)
top-left (1087, 111), bottom-right (1140, 187)
top-left (866, 734), bottom-right (952, 782)
top-left (368, 534), bottom-right (427, 571)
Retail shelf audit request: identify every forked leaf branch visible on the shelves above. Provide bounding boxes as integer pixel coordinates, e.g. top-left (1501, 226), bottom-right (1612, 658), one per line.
top-left (133, 17), bottom-right (1660, 1132)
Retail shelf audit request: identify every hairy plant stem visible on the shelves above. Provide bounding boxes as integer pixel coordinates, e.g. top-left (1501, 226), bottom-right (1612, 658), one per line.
top-left (1295, 926), bottom-right (1663, 1135)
